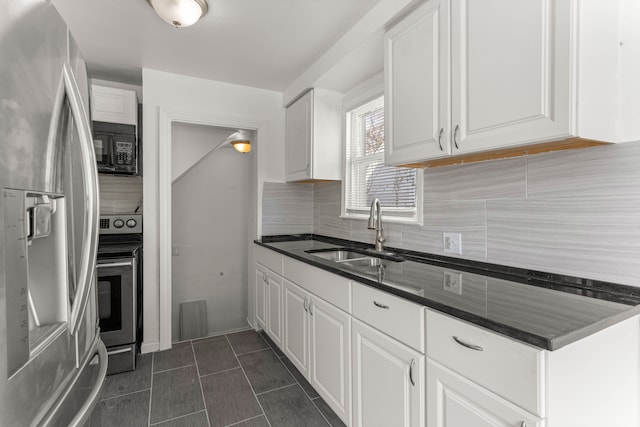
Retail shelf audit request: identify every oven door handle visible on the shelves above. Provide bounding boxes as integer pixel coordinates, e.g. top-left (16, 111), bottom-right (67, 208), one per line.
top-left (97, 260), bottom-right (134, 269)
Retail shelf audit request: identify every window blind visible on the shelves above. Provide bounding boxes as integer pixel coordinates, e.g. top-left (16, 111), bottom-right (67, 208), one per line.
top-left (345, 95), bottom-right (417, 218)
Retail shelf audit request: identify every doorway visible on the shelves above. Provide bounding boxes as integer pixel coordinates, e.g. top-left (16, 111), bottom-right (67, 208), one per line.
top-left (170, 123), bottom-right (254, 341)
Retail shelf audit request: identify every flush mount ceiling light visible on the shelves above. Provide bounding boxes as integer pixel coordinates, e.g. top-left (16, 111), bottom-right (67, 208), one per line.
top-left (147, 0), bottom-right (208, 28)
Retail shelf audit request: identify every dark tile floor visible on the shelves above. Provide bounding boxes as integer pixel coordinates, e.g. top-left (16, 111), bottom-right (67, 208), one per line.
top-left (88, 330), bottom-right (346, 427)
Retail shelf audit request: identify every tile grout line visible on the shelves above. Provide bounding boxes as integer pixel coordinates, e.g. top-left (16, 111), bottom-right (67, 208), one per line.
top-left (278, 358), bottom-right (318, 401)
top-left (99, 387), bottom-right (152, 402)
top-left (199, 365), bottom-right (243, 380)
top-left (152, 362), bottom-right (197, 375)
top-left (192, 339), bottom-right (213, 427)
top-left (225, 334), bottom-right (274, 427)
top-left (223, 414), bottom-right (266, 427)
top-left (254, 382), bottom-right (299, 396)
top-left (147, 352), bottom-right (155, 427)
top-left (149, 409), bottom-right (208, 426)
top-left (258, 332), bottom-right (336, 427)
top-left (233, 346), bottom-right (271, 357)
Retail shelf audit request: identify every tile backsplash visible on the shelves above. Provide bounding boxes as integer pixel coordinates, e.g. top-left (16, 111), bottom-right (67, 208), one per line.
top-left (262, 143), bottom-right (640, 287)
top-left (98, 174), bottom-right (143, 214)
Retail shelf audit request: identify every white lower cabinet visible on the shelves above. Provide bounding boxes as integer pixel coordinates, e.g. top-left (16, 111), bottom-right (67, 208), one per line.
top-left (265, 272), bottom-right (283, 348)
top-left (282, 278), bottom-right (351, 424)
top-left (352, 319), bottom-right (425, 427)
top-left (309, 296), bottom-right (351, 423)
top-left (427, 359), bottom-right (543, 427)
top-left (255, 262), bottom-right (283, 348)
top-left (254, 265), bottom-right (268, 329)
top-left (282, 278), bottom-right (310, 377)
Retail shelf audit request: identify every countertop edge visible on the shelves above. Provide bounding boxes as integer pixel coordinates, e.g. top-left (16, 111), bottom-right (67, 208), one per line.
top-left (254, 236), bottom-right (640, 351)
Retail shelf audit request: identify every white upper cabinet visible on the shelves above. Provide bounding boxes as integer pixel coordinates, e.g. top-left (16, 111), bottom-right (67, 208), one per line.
top-left (385, 0), bottom-right (450, 165)
top-left (385, 0), bottom-right (640, 166)
top-left (90, 85), bottom-right (137, 126)
top-left (285, 88), bottom-right (343, 182)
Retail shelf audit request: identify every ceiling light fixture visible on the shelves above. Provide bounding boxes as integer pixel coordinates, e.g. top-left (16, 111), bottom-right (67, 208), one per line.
top-left (211, 130), bottom-right (252, 155)
top-left (147, 0), bottom-right (208, 28)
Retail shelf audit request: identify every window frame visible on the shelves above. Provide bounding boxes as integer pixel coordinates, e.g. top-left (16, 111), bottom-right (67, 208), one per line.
top-left (340, 76), bottom-right (423, 226)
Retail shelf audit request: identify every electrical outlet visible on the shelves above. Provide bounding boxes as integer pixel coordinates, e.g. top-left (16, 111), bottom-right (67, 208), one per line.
top-left (443, 271), bottom-right (462, 294)
top-left (443, 232), bottom-right (462, 254)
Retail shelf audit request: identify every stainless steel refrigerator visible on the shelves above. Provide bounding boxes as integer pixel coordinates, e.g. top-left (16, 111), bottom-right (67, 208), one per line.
top-left (0, 0), bottom-right (107, 425)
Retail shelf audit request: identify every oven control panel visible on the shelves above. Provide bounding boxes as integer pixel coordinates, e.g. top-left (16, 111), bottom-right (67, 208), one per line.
top-left (99, 214), bottom-right (143, 234)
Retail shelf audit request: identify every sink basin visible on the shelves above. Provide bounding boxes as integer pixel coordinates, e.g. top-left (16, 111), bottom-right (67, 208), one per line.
top-left (341, 257), bottom-right (383, 268)
top-left (305, 248), bottom-right (368, 262)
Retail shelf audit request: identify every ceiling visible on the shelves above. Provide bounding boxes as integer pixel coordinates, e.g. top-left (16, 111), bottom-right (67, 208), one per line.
top-left (51, 0), bottom-right (381, 92)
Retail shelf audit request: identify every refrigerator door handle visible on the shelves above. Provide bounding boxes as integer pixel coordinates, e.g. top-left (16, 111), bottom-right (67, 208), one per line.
top-left (67, 339), bottom-right (107, 427)
top-left (40, 335), bottom-right (108, 427)
top-left (62, 62), bottom-right (100, 336)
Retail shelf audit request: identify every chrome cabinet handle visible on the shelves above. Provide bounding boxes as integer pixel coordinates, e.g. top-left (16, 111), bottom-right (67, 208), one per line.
top-left (409, 359), bottom-right (416, 386)
top-left (303, 297), bottom-right (308, 312)
top-left (520, 422), bottom-right (527, 427)
top-left (453, 336), bottom-right (483, 351)
top-left (373, 301), bottom-right (389, 309)
top-left (309, 299), bottom-right (314, 315)
top-left (305, 163), bottom-right (310, 177)
top-left (453, 124), bottom-right (460, 149)
top-left (437, 128), bottom-right (444, 151)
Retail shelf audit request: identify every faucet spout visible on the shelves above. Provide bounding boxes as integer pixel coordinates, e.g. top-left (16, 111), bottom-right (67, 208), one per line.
top-left (367, 198), bottom-right (385, 252)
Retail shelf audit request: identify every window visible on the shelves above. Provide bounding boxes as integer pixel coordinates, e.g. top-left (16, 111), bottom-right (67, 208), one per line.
top-left (342, 95), bottom-right (422, 224)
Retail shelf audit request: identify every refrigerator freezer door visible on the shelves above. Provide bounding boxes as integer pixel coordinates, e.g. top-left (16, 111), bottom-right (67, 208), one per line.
top-left (0, 1), bottom-right (102, 425)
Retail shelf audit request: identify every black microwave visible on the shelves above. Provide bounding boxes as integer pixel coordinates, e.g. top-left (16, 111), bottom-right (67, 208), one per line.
top-left (92, 121), bottom-right (139, 175)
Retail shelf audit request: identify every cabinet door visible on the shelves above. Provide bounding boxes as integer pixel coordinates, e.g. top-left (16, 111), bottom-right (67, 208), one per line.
top-left (385, 0), bottom-right (451, 165)
top-left (427, 359), bottom-right (544, 427)
top-left (282, 279), bottom-right (310, 377)
top-left (309, 297), bottom-right (351, 425)
top-left (266, 273), bottom-right (283, 348)
top-left (90, 85), bottom-right (137, 126)
top-left (352, 319), bottom-right (424, 427)
top-left (285, 90), bottom-right (313, 181)
top-left (255, 265), bottom-right (267, 329)
top-left (450, 0), bottom-right (570, 154)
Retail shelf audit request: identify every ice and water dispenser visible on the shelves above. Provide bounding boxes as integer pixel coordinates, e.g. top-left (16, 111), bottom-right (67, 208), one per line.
top-left (3, 189), bottom-right (69, 377)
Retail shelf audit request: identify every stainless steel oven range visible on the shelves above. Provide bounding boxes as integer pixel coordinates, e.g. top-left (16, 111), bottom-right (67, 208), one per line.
top-left (97, 214), bottom-right (142, 375)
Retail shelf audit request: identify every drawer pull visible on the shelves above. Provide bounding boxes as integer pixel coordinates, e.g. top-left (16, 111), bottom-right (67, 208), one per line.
top-left (373, 301), bottom-right (389, 309)
top-left (303, 297), bottom-right (308, 312)
top-left (409, 358), bottom-right (416, 386)
top-left (453, 336), bottom-right (483, 352)
top-left (309, 300), bottom-right (314, 315)
top-left (520, 423), bottom-right (527, 427)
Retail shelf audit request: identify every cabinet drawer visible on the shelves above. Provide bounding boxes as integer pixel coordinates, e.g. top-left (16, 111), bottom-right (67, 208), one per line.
top-left (426, 310), bottom-right (545, 417)
top-left (352, 282), bottom-right (425, 353)
top-left (255, 245), bottom-right (283, 274)
top-left (283, 257), bottom-right (351, 313)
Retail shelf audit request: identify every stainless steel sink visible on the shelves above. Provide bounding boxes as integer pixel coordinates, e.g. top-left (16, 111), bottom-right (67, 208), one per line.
top-left (306, 249), bottom-right (369, 262)
top-left (341, 257), bottom-right (383, 268)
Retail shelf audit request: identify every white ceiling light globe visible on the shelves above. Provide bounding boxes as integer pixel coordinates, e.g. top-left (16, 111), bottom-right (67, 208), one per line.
top-left (147, 0), bottom-right (208, 28)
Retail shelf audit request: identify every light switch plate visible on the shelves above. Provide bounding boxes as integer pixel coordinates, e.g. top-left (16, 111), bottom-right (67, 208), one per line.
top-left (443, 232), bottom-right (462, 254)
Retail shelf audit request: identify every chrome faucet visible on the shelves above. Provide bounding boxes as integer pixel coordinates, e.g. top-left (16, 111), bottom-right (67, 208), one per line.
top-left (367, 198), bottom-right (385, 252)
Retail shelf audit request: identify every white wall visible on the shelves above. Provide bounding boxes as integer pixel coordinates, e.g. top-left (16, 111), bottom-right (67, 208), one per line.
top-left (171, 123), bottom-right (252, 339)
top-left (142, 68), bottom-right (284, 352)
top-left (171, 124), bottom-right (232, 182)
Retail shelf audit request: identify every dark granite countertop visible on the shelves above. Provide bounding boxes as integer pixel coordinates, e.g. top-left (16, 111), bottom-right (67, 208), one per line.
top-left (255, 234), bottom-right (640, 351)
